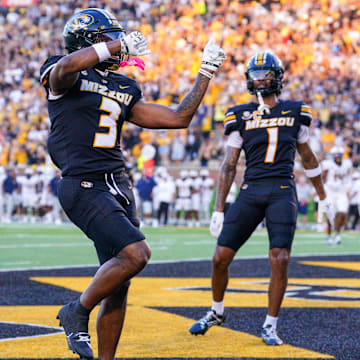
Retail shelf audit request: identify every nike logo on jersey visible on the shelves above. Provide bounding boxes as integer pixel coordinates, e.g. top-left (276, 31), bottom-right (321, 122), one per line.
top-left (281, 110), bottom-right (291, 115)
top-left (245, 117), bottom-right (295, 130)
top-left (80, 79), bottom-right (133, 105)
top-left (119, 85), bottom-right (130, 89)
top-left (280, 185), bottom-right (290, 189)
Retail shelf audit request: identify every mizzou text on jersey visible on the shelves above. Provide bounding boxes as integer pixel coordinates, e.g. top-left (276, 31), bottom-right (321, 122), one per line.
top-left (40, 55), bottom-right (142, 177)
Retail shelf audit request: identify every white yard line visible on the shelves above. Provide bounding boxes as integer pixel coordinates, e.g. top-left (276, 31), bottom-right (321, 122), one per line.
top-left (0, 261), bottom-right (32, 265)
top-left (0, 321), bottom-right (63, 342)
top-left (0, 243), bottom-right (92, 249)
top-left (12, 233), bottom-right (85, 238)
top-left (0, 252), bottom-right (360, 272)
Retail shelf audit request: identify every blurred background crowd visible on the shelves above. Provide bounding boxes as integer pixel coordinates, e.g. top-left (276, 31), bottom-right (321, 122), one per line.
top-left (0, 0), bottom-right (360, 227)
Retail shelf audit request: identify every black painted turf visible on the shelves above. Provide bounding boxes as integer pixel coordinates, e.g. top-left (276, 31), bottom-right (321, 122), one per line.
top-left (0, 323), bottom-right (62, 340)
top-left (0, 255), bottom-right (359, 360)
top-left (159, 307), bottom-right (360, 360)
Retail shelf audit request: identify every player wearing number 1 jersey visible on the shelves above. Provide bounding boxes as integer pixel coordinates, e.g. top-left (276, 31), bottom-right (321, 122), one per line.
top-left (189, 52), bottom-right (334, 345)
top-left (40, 8), bottom-right (226, 360)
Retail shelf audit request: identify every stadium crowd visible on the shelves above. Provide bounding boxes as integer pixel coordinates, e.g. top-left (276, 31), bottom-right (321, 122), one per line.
top-left (0, 0), bottom-right (360, 228)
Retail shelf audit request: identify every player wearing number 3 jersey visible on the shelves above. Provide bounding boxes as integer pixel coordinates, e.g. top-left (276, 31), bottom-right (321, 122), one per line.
top-left (189, 52), bottom-right (334, 345)
top-left (40, 8), bottom-right (226, 360)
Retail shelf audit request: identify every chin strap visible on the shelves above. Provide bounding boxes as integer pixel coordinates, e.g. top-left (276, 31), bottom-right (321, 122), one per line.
top-left (119, 57), bottom-right (145, 70)
top-left (256, 91), bottom-right (271, 115)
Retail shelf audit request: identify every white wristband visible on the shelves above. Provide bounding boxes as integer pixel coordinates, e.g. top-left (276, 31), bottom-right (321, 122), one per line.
top-left (92, 42), bottom-right (111, 62)
top-left (304, 166), bottom-right (322, 178)
top-left (199, 68), bottom-right (213, 79)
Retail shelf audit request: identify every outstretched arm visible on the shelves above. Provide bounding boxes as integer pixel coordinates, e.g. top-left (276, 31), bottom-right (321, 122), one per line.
top-left (129, 74), bottom-right (212, 129)
top-left (49, 32), bottom-right (149, 95)
top-left (129, 39), bottom-right (226, 129)
top-left (49, 42), bottom-right (117, 94)
top-left (214, 146), bottom-right (241, 212)
top-left (296, 142), bottom-right (326, 200)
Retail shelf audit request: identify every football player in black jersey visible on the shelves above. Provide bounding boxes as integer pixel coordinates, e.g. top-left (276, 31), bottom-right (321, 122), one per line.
top-left (189, 52), bottom-right (334, 345)
top-left (40, 8), bottom-right (225, 360)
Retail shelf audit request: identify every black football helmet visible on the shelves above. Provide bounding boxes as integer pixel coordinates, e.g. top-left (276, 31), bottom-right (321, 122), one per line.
top-left (245, 52), bottom-right (284, 96)
top-left (63, 8), bottom-right (127, 68)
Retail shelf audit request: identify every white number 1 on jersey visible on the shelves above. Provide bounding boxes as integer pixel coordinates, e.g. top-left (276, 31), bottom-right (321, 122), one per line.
top-left (264, 127), bottom-right (278, 163)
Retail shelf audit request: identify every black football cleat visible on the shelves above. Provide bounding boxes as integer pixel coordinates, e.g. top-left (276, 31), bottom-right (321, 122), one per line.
top-left (57, 301), bottom-right (93, 359)
top-left (189, 310), bottom-right (225, 335)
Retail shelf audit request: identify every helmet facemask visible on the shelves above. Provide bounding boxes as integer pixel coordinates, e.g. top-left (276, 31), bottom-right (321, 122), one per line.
top-left (334, 154), bottom-right (343, 165)
top-left (245, 52), bottom-right (284, 96)
top-left (246, 68), bottom-right (283, 96)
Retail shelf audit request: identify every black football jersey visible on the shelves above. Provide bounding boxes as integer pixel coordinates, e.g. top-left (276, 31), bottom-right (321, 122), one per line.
top-left (224, 100), bottom-right (312, 181)
top-left (40, 55), bottom-right (142, 177)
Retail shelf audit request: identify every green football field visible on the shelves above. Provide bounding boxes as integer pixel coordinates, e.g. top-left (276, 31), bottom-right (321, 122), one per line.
top-left (0, 223), bottom-right (359, 270)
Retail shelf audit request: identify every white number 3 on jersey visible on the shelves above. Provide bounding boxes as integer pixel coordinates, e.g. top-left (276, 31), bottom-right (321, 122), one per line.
top-left (93, 97), bottom-right (122, 148)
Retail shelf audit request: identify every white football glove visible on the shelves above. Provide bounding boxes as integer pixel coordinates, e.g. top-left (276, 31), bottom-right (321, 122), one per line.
top-left (120, 31), bottom-right (151, 56)
top-left (210, 211), bottom-right (224, 239)
top-left (318, 198), bottom-right (335, 228)
top-left (201, 39), bottom-right (226, 72)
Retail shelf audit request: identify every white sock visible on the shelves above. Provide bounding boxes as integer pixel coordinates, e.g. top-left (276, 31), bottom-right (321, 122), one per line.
top-left (211, 300), bottom-right (224, 316)
top-left (263, 315), bottom-right (278, 329)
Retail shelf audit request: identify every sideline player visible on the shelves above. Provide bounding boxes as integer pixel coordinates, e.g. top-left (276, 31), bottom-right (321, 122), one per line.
top-left (175, 170), bottom-right (192, 225)
top-left (200, 168), bottom-right (215, 224)
top-left (322, 146), bottom-right (352, 244)
top-left (189, 170), bottom-right (201, 227)
top-left (40, 8), bottom-right (225, 360)
top-left (189, 52), bottom-right (334, 345)
top-left (18, 168), bottom-right (38, 223)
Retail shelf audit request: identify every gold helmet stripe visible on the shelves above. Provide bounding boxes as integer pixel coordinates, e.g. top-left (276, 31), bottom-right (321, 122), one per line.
top-left (255, 52), bottom-right (268, 65)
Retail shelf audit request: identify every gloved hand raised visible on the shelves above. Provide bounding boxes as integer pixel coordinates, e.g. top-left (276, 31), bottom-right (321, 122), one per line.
top-left (120, 31), bottom-right (151, 56)
top-left (201, 39), bottom-right (226, 73)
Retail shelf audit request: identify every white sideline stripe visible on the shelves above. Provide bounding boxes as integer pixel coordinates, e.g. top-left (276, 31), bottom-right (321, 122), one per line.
top-left (0, 243), bottom-right (169, 249)
top-left (0, 237), bottom-right (341, 249)
top-left (1, 234), bottom-right (359, 249)
top-left (0, 222), bottom-right (75, 227)
top-left (184, 239), bottom-right (360, 246)
top-left (0, 321), bottom-right (62, 329)
top-left (12, 233), bottom-right (85, 237)
top-left (0, 321), bottom-right (63, 342)
top-left (0, 333), bottom-right (63, 342)
top-left (0, 243), bottom-right (92, 249)
top-left (0, 252), bottom-right (360, 272)
top-left (254, 232), bottom-right (359, 238)
top-left (0, 264), bottom-right (99, 272)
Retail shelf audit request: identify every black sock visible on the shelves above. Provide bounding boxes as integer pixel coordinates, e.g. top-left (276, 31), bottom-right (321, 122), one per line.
top-left (74, 299), bottom-right (91, 317)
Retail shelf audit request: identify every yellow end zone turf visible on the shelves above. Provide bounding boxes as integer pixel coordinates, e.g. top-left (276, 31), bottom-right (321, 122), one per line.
top-left (2, 259), bottom-right (359, 358)
top-left (0, 304), bottom-right (333, 359)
